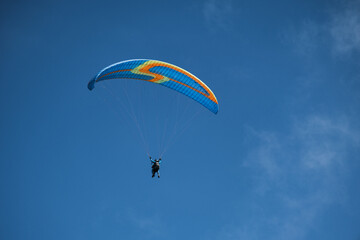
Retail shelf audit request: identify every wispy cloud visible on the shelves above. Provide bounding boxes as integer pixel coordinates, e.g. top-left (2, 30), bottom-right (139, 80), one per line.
top-left (226, 115), bottom-right (359, 240)
top-left (285, 20), bottom-right (323, 58)
top-left (294, 116), bottom-right (359, 169)
top-left (286, 3), bottom-right (360, 58)
top-left (126, 209), bottom-right (167, 238)
top-left (330, 8), bottom-right (360, 56)
top-left (203, 0), bottom-right (235, 32)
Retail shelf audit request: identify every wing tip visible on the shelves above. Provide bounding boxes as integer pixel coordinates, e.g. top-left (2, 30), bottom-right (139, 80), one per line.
top-left (212, 105), bottom-right (219, 114)
top-left (88, 78), bottom-right (96, 91)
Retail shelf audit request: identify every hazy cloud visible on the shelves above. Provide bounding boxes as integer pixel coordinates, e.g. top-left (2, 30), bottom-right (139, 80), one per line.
top-left (203, 0), bottom-right (234, 32)
top-left (127, 209), bottom-right (166, 238)
top-left (285, 20), bottom-right (323, 57)
top-left (330, 8), bottom-right (360, 56)
top-left (294, 116), bottom-right (359, 169)
top-left (286, 3), bottom-right (360, 58)
top-left (233, 115), bottom-right (359, 240)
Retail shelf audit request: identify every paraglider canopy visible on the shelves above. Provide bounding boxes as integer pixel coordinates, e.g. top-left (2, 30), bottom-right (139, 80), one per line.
top-left (88, 59), bottom-right (218, 114)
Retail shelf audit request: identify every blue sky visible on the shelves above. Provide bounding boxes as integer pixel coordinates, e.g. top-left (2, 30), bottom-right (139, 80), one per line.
top-left (1, 0), bottom-right (360, 239)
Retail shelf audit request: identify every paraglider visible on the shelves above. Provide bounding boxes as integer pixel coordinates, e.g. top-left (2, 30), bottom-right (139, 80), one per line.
top-left (88, 59), bottom-right (219, 178)
top-left (149, 156), bottom-right (162, 178)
